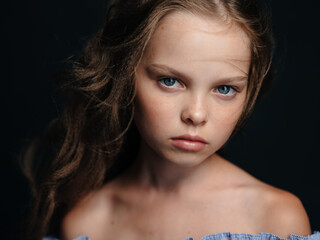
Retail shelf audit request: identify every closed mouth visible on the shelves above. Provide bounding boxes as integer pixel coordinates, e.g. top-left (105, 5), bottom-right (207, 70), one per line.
top-left (170, 135), bottom-right (208, 151)
top-left (171, 134), bottom-right (208, 144)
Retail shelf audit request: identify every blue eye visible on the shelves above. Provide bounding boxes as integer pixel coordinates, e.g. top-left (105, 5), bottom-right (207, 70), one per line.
top-left (159, 77), bottom-right (181, 88)
top-left (217, 85), bottom-right (235, 95)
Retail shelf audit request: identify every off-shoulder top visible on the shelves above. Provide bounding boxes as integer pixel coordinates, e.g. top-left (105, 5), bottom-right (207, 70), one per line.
top-left (43, 232), bottom-right (320, 240)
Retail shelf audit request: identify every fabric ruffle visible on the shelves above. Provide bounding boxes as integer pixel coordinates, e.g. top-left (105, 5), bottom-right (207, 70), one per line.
top-left (43, 236), bottom-right (89, 240)
top-left (44, 232), bottom-right (320, 240)
top-left (184, 232), bottom-right (320, 240)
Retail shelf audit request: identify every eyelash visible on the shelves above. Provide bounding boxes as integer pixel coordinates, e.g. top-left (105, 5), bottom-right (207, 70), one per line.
top-left (158, 76), bottom-right (239, 96)
top-left (158, 77), bottom-right (182, 88)
top-left (215, 85), bottom-right (238, 96)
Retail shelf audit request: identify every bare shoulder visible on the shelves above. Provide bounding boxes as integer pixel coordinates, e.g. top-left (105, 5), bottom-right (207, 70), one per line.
top-left (217, 157), bottom-right (311, 237)
top-left (61, 182), bottom-right (117, 240)
top-left (255, 184), bottom-right (311, 237)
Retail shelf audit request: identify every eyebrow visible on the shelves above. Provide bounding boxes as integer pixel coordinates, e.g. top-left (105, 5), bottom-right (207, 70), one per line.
top-left (147, 63), bottom-right (248, 83)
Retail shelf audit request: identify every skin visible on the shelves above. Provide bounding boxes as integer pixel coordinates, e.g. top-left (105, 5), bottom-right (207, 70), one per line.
top-left (62, 12), bottom-right (311, 240)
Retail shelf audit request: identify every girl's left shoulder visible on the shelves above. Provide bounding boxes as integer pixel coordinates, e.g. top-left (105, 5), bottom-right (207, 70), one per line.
top-left (253, 182), bottom-right (311, 237)
top-left (217, 157), bottom-right (311, 238)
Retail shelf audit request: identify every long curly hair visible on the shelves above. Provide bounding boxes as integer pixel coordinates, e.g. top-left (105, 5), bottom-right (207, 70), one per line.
top-left (23, 0), bottom-right (274, 239)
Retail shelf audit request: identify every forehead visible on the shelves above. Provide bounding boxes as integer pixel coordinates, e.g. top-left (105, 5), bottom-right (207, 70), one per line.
top-left (142, 11), bottom-right (251, 73)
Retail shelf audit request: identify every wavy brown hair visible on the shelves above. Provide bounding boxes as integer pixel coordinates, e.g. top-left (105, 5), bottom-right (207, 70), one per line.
top-left (23, 0), bottom-right (274, 239)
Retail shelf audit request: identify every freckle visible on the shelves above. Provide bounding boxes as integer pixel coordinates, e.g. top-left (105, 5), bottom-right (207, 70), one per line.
top-left (111, 221), bottom-right (115, 225)
top-left (148, 231), bottom-right (154, 235)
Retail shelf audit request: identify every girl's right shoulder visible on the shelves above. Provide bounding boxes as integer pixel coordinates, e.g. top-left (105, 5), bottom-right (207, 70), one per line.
top-left (61, 182), bottom-right (118, 240)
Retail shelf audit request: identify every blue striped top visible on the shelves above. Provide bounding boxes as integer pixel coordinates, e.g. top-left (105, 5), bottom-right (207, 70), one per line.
top-left (43, 231), bottom-right (320, 240)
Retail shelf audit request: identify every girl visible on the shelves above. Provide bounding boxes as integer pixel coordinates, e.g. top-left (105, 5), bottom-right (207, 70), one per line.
top-left (25, 0), bottom-right (319, 239)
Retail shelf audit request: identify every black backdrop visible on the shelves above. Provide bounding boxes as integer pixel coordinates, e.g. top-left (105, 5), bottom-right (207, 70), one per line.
top-left (1, 0), bottom-right (320, 239)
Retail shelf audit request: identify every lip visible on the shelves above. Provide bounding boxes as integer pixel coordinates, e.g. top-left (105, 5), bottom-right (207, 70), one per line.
top-left (171, 134), bottom-right (208, 151)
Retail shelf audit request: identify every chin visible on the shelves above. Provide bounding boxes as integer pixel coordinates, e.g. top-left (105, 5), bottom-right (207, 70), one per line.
top-left (161, 151), bottom-right (214, 168)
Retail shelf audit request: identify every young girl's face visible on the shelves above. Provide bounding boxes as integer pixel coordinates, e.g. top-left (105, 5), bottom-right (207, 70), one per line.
top-left (134, 12), bottom-right (251, 167)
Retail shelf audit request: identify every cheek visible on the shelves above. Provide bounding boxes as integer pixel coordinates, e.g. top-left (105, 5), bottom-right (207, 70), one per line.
top-left (210, 97), bottom-right (246, 127)
top-left (208, 106), bottom-right (242, 148)
top-left (134, 91), bottom-right (177, 134)
top-left (207, 96), bottom-right (247, 145)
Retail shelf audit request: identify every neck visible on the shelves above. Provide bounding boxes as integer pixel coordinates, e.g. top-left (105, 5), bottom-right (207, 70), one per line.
top-left (126, 140), bottom-right (220, 192)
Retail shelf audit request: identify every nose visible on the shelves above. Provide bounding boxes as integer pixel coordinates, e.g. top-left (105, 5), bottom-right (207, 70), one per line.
top-left (181, 95), bottom-right (208, 126)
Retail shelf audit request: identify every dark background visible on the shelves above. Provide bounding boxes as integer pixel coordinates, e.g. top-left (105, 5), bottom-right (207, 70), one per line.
top-left (1, 0), bottom-right (320, 239)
